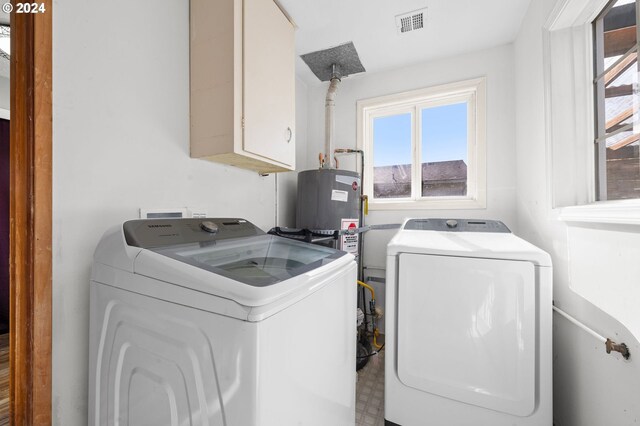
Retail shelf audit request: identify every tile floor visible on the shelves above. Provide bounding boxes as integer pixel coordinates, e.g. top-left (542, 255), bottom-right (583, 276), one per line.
top-left (356, 350), bottom-right (385, 426)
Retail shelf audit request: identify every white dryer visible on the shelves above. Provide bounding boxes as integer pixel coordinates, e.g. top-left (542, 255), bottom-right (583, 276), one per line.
top-left (385, 219), bottom-right (552, 426)
top-left (89, 218), bottom-right (356, 426)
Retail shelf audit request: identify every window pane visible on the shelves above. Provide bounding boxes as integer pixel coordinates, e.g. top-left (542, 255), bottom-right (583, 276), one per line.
top-left (372, 113), bottom-right (412, 199)
top-left (601, 1), bottom-right (637, 130)
top-left (604, 1), bottom-right (637, 58)
top-left (604, 130), bottom-right (640, 200)
top-left (421, 102), bottom-right (468, 197)
top-left (595, 0), bottom-right (639, 200)
top-left (604, 60), bottom-right (637, 132)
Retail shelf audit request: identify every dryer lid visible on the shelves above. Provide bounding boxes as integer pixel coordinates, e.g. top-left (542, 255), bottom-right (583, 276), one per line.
top-left (397, 253), bottom-right (537, 416)
top-left (387, 219), bottom-right (552, 267)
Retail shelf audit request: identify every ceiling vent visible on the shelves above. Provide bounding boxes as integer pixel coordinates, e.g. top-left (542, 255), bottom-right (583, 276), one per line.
top-left (395, 8), bottom-right (426, 34)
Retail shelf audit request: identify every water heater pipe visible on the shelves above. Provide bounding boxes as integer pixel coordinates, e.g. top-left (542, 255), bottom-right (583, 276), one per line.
top-left (334, 148), bottom-right (365, 281)
top-left (324, 65), bottom-right (341, 169)
top-left (553, 305), bottom-right (630, 359)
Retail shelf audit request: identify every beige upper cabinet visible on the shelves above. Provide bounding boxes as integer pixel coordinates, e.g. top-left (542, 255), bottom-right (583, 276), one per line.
top-left (190, 0), bottom-right (296, 174)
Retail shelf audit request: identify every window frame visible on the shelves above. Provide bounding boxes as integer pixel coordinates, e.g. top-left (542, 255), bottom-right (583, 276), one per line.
top-left (356, 77), bottom-right (486, 210)
top-left (544, 0), bottom-right (640, 225)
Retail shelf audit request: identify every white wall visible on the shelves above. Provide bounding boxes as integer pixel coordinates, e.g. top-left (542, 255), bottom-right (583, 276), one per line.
top-left (514, 1), bottom-right (640, 425)
top-left (0, 76), bottom-right (8, 111)
top-left (304, 44), bottom-right (518, 269)
top-left (277, 78), bottom-right (309, 227)
top-left (52, 1), bottom-right (304, 424)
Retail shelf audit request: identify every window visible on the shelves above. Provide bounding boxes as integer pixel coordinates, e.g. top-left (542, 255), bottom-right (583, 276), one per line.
top-left (357, 78), bottom-right (486, 210)
top-left (593, 0), bottom-right (640, 200)
top-left (0, 25), bottom-right (9, 60)
top-left (544, 0), bottom-right (640, 224)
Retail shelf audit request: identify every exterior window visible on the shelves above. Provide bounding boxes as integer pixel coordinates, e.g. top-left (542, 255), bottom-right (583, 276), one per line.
top-left (373, 112), bottom-right (412, 198)
top-left (357, 78), bottom-right (485, 210)
top-left (0, 25), bottom-right (9, 60)
top-left (593, 0), bottom-right (640, 200)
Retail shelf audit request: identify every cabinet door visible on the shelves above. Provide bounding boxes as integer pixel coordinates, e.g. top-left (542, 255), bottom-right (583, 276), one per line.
top-left (243, 0), bottom-right (296, 169)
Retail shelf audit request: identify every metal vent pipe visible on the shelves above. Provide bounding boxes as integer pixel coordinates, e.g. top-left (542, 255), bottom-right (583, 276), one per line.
top-left (324, 64), bottom-right (341, 168)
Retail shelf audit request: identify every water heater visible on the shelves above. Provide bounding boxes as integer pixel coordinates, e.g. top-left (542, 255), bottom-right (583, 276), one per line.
top-left (296, 169), bottom-right (360, 229)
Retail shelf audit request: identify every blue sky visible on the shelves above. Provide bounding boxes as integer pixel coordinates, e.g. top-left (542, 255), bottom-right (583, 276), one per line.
top-left (373, 113), bottom-right (412, 167)
top-left (373, 102), bottom-right (468, 167)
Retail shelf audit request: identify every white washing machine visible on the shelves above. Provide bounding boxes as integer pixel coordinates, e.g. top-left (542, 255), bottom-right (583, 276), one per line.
top-left (385, 218), bottom-right (552, 426)
top-left (89, 218), bottom-right (356, 426)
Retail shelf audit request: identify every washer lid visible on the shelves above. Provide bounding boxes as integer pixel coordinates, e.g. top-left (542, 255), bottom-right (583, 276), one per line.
top-left (388, 219), bottom-right (551, 267)
top-left (148, 234), bottom-right (344, 287)
top-left (133, 238), bottom-right (352, 309)
top-left (93, 219), bottom-right (355, 313)
top-left (121, 217), bottom-right (345, 287)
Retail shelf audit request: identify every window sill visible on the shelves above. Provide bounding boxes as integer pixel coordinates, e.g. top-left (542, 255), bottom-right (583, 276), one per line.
top-left (557, 200), bottom-right (640, 226)
top-left (368, 196), bottom-right (486, 211)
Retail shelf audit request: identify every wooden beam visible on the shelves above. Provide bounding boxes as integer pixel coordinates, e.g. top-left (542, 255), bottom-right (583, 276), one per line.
top-left (604, 26), bottom-right (637, 57)
top-left (605, 84), bottom-right (633, 97)
top-left (607, 143), bottom-right (639, 159)
top-left (9, 2), bottom-right (52, 425)
top-left (606, 106), bottom-right (634, 131)
top-left (608, 122), bottom-right (632, 134)
top-left (604, 51), bottom-right (637, 86)
top-left (609, 132), bottom-right (640, 150)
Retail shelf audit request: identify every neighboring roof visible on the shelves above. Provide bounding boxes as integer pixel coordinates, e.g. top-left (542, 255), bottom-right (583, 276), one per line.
top-left (373, 160), bottom-right (467, 184)
top-left (422, 160), bottom-right (467, 181)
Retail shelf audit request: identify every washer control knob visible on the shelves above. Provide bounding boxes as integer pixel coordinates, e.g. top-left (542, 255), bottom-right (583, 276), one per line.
top-left (446, 219), bottom-right (458, 229)
top-left (200, 221), bottom-right (219, 234)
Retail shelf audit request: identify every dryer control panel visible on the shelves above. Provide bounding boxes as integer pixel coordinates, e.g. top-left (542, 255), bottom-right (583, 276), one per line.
top-left (123, 218), bottom-right (264, 248)
top-left (404, 218), bottom-right (510, 233)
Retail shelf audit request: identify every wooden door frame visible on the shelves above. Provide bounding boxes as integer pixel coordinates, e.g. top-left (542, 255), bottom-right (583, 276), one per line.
top-left (9, 2), bottom-right (52, 425)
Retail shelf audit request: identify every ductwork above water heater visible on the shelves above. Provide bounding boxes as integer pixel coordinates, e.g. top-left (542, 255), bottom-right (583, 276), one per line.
top-left (324, 69), bottom-right (340, 169)
top-left (300, 41), bottom-right (365, 169)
